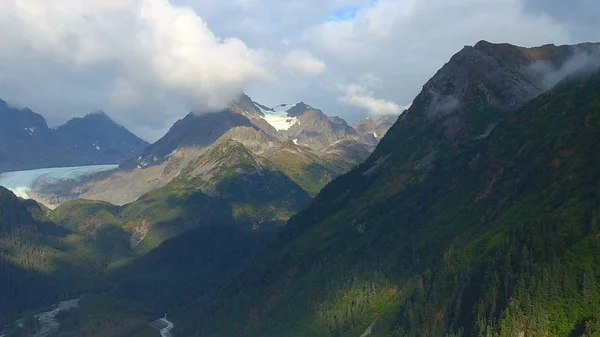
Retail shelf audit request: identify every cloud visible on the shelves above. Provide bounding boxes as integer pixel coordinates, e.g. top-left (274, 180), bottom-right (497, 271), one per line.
top-left (527, 45), bottom-right (600, 90)
top-left (282, 50), bottom-right (327, 76)
top-left (0, 0), bottom-right (598, 141)
top-left (339, 82), bottom-right (407, 116)
top-left (523, 0), bottom-right (600, 40)
top-left (0, 0), bottom-right (269, 139)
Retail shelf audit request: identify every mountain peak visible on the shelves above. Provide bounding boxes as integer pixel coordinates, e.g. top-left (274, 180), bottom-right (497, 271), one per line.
top-left (86, 110), bottom-right (109, 118)
top-left (408, 40), bottom-right (599, 140)
top-left (287, 101), bottom-right (319, 117)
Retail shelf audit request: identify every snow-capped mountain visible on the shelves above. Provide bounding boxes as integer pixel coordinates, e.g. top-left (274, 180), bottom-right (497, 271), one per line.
top-left (21, 93), bottom-right (401, 207)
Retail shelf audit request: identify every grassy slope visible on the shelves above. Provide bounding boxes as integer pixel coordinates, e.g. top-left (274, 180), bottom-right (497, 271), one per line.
top-left (171, 73), bottom-right (600, 337)
top-left (37, 140), bottom-right (311, 336)
top-left (264, 143), bottom-right (346, 197)
top-left (51, 140), bottom-right (311, 260)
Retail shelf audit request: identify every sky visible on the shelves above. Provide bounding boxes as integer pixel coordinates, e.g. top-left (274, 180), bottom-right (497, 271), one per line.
top-left (0, 0), bottom-right (598, 141)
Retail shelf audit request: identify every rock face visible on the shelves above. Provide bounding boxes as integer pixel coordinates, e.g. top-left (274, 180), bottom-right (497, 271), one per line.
top-left (280, 104), bottom-right (360, 150)
top-left (353, 115), bottom-right (398, 149)
top-left (0, 101), bottom-right (148, 173)
top-left (128, 110), bottom-right (259, 170)
top-left (411, 40), bottom-right (600, 140)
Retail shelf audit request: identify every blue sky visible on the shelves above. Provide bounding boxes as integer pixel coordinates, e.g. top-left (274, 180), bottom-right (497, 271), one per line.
top-left (328, 0), bottom-right (380, 21)
top-left (329, 6), bottom-right (361, 21)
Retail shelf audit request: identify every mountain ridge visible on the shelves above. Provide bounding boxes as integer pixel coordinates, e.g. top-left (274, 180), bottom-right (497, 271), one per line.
top-left (27, 93), bottom-right (391, 207)
top-left (0, 102), bottom-right (148, 173)
top-left (160, 40), bottom-right (600, 337)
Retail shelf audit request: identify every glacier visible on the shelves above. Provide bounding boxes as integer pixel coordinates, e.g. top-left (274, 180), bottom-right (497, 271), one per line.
top-left (0, 165), bottom-right (118, 199)
top-left (257, 104), bottom-right (299, 131)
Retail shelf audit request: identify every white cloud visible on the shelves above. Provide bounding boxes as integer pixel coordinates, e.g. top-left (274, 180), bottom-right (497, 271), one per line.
top-left (282, 50), bottom-right (327, 76)
top-left (0, 0), bottom-right (270, 139)
top-left (339, 83), bottom-right (407, 116)
top-left (0, 0), bottom-right (598, 141)
top-left (304, 0), bottom-right (572, 55)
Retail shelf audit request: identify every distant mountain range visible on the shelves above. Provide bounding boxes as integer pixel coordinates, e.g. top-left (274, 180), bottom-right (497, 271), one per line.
top-left (0, 101), bottom-right (148, 173)
top-left (23, 94), bottom-right (398, 207)
top-left (131, 94), bottom-right (395, 170)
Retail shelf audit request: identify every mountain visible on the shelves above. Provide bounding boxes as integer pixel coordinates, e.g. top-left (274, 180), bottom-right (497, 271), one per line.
top-left (259, 102), bottom-right (363, 150)
top-left (0, 101), bottom-right (148, 173)
top-left (131, 97), bottom-right (373, 170)
top-left (156, 41), bottom-right (600, 337)
top-left (6, 40), bottom-right (600, 337)
top-left (0, 186), bottom-right (129, 333)
top-left (354, 115), bottom-right (398, 141)
top-left (0, 94), bottom-right (386, 335)
top-left (30, 94), bottom-right (379, 207)
top-left (0, 181), bottom-right (274, 336)
top-left (53, 111), bottom-right (149, 165)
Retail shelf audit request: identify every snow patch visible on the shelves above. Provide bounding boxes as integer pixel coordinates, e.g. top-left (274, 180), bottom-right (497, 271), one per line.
top-left (262, 115), bottom-right (298, 131)
top-left (24, 127), bottom-right (36, 135)
top-left (166, 149), bottom-right (178, 158)
top-left (293, 139), bottom-right (299, 145)
top-left (257, 104), bottom-right (298, 131)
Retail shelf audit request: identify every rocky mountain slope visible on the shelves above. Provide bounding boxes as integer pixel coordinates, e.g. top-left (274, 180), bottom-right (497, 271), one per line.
top-left (0, 101), bottom-right (148, 173)
top-left (264, 102), bottom-right (362, 150)
top-left (354, 115), bottom-right (398, 141)
top-left (156, 41), bottom-right (600, 337)
top-left (33, 94), bottom-right (387, 207)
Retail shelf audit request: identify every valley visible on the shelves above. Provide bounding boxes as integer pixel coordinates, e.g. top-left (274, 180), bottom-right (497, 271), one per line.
top-left (0, 7), bottom-right (599, 336)
top-left (0, 89), bottom-right (397, 337)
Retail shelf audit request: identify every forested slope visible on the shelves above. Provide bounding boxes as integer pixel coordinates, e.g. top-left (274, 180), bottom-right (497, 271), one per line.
top-left (172, 57), bottom-right (600, 336)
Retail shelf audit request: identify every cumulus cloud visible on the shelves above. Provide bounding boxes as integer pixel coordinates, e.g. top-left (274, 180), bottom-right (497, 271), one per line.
top-left (282, 50), bottom-right (327, 76)
top-left (0, 0), bottom-right (597, 140)
top-left (339, 83), bottom-right (407, 116)
top-left (0, 0), bottom-right (269, 138)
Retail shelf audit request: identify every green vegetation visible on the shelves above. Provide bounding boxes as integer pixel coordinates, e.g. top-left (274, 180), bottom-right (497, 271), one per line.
top-left (5, 56), bottom-right (600, 337)
top-left (264, 144), bottom-right (340, 197)
top-left (162, 72), bottom-right (600, 337)
top-left (0, 187), bottom-right (72, 328)
top-left (0, 136), bottom-right (312, 335)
